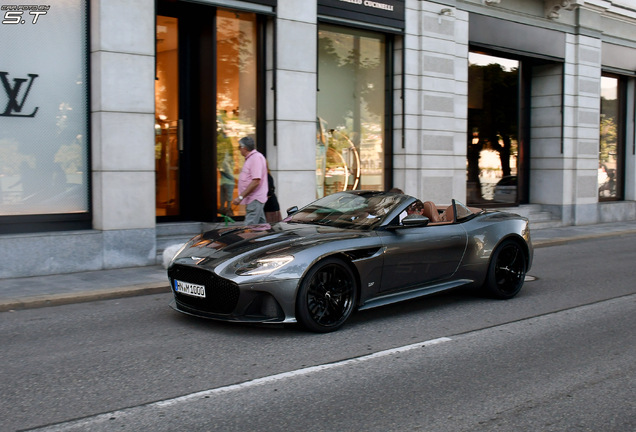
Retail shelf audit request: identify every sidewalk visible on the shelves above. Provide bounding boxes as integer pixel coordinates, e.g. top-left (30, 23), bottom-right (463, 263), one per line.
top-left (2, 220), bottom-right (636, 312)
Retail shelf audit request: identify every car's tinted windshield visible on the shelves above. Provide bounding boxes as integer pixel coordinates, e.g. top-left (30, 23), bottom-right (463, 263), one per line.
top-left (289, 192), bottom-right (407, 230)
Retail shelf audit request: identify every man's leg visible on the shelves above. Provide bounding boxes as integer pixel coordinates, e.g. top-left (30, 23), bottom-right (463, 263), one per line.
top-left (245, 200), bottom-right (266, 225)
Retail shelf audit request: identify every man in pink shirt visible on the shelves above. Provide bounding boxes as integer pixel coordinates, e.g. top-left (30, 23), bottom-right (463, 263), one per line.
top-left (232, 136), bottom-right (269, 225)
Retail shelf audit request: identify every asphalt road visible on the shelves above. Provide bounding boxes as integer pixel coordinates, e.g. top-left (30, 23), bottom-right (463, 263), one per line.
top-left (1, 234), bottom-right (636, 432)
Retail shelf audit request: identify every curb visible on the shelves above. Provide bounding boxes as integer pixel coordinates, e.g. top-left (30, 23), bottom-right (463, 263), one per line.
top-left (0, 282), bottom-right (171, 313)
top-left (532, 229), bottom-right (636, 248)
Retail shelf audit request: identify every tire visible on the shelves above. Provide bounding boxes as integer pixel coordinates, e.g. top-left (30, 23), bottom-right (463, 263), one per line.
top-left (483, 239), bottom-right (527, 299)
top-left (296, 257), bottom-right (357, 333)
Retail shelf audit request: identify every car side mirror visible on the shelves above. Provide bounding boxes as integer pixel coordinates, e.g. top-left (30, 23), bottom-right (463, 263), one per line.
top-left (286, 206), bottom-right (299, 216)
top-left (402, 214), bottom-right (430, 227)
top-left (386, 214), bottom-right (430, 229)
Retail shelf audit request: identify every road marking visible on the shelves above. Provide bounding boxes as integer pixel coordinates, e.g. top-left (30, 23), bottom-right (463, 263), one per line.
top-left (158, 336), bottom-right (451, 407)
top-left (28, 337), bottom-right (452, 431)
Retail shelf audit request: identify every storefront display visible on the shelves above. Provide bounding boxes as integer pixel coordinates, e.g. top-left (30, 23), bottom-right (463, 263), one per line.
top-left (155, 3), bottom-right (263, 220)
top-left (0, 1), bottom-right (88, 218)
top-left (317, 24), bottom-right (387, 198)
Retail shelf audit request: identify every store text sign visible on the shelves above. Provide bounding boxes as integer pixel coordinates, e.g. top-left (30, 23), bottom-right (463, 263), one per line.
top-left (338, 0), bottom-right (394, 11)
top-left (318, 0), bottom-right (405, 29)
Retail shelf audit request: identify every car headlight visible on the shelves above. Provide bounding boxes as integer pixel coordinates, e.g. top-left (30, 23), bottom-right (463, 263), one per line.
top-left (236, 256), bottom-right (294, 276)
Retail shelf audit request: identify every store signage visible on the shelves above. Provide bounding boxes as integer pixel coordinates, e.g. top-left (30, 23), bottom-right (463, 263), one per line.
top-left (0, 71), bottom-right (39, 117)
top-left (318, 0), bottom-right (405, 29)
top-left (338, 0), bottom-right (394, 11)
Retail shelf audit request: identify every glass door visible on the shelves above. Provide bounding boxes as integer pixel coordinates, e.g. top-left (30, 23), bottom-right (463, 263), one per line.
top-left (467, 52), bottom-right (520, 206)
top-left (599, 74), bottom-right (625, 201)
top-left (155, 2), bottom-right (264, 222)
top-left (155, 16), bottom-right (180, 217)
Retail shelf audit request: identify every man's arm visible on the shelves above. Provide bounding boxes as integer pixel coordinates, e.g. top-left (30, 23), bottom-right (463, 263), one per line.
top-left (232, 178), bottom-right (261, 205)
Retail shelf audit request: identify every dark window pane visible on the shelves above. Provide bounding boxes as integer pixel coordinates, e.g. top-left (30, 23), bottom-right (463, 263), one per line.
top-left (467, 53), bottom-right (519, 205)
top-left (599, 75), bottom-right (622, 200)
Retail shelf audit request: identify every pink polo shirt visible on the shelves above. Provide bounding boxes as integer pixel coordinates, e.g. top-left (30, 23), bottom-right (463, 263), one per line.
top-left (238, 150), bottom-right (269, 204)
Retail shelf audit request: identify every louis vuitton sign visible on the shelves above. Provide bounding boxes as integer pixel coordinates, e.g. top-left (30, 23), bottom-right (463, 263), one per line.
top-left (318, 0), bottom-right (405, 30)
top-left (0, 72), bottom-right (39, 117)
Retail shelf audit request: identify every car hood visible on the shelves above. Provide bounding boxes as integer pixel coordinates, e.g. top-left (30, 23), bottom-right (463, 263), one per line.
top-left (170, 222), bottom-right (374, 270)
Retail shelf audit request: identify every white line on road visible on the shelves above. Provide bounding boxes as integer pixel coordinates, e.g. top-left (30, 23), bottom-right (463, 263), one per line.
top-left (28, 337), bottom-right (452, 431)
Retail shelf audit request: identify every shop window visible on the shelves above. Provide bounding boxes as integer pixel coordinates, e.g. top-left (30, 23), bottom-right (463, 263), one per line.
top-left (155, 16), bottom-right (180, 217)
top-left (467, 52), bottom-right (520, 205)
top-left (216, 10), bottom-right (258, 219)
top-left (317, 24), bottom-right (386, 198)
top-left (0, 1), bottom-right (88, 222)
top-left (599, 74), bottom-right (625, 201)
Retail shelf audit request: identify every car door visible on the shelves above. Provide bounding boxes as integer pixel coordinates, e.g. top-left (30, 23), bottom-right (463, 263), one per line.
top-left (377, 223), bottom-right (468, 293)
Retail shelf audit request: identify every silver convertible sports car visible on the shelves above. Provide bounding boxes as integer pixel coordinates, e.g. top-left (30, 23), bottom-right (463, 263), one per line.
top-left (167, 191), bottom-right (533, 332)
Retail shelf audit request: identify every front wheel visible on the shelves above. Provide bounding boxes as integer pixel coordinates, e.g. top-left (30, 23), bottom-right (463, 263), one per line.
top-left (483, 239), bottom-right (527, 299)
top-left (296, 258), bottom-right (357, 333)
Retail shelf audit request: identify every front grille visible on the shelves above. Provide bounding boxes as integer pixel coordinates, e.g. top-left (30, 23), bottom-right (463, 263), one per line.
top-left (168, 264), bottom-right (240, 314)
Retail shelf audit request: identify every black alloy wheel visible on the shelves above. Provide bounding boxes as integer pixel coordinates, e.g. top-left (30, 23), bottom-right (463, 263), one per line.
top-left (483, 239), bottom-right (527, 299)
top-left (296, 257), bottom-right (357, 333)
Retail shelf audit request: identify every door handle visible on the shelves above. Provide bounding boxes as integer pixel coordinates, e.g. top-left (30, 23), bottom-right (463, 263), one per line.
top-left (178, 119), bottom-right (183, 152)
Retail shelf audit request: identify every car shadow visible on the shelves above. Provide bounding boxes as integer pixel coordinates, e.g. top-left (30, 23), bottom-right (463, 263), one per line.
top-left (164, 286), bottom-right (492, 336)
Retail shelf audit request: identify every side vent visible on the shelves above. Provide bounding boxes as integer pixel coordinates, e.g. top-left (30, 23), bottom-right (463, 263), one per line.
top-left (345, 247), bottom-right (382, 261)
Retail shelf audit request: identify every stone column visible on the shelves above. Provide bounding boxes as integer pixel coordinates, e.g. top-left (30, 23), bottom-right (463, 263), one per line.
top-left (392, 0), bottom-right (419, 195)
top-left (91, 0), bottom-right (156, 267)
top-left (268, 0), bottom-right (317, 213)
top-left (564, 32), bottom-right (602, 225)
top-left (529, 63), bottom-right (568, 221)
top-left (397, 1), bottom-right (468, 204)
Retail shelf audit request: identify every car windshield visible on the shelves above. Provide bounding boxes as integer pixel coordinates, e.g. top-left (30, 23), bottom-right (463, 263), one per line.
top-left (289, 192), bottom-right (407, 230)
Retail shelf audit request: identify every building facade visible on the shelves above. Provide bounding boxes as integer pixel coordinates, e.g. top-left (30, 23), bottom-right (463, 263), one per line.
top-left (1, 0), bottom-right (635, 278)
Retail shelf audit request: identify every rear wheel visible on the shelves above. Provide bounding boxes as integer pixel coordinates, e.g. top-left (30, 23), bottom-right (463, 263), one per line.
top-left (483, 239), bottom-right (527, 299)
top-left (296, 258), bottom-right (357, 333)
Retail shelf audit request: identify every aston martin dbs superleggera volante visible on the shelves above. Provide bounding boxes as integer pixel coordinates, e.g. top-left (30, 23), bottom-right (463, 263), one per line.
top-left (168, 191), bottom-right (533, 332)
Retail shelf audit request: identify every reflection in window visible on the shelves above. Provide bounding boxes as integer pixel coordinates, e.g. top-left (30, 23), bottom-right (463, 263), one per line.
top-left (155, 16), bottom-right (180, 217)
top-left (467, 52), bottom-right (519, 205)
top-left (216, 9), bottom-right (258, 218)
top-left (290, 192), bottom-right (405, 230)
top-left (0, 1), bottom-right (88, 217)
top-left (599, 75), bottom-right (623, 200)
top-left (317, 25), bottom-right (386, 199)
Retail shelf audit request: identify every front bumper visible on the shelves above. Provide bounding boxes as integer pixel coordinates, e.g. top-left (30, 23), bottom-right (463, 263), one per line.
top-left (168, 264), bottom-right (300, 323)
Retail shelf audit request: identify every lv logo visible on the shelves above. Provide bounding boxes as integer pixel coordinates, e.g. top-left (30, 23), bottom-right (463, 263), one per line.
top-left (0, 71), bottom-right (39, 117)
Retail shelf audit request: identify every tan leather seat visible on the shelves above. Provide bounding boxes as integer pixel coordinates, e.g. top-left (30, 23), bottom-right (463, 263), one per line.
top-left (423, 201), bottom-right (440, 222)
top-left (442, 204), bottom-right (455, 222)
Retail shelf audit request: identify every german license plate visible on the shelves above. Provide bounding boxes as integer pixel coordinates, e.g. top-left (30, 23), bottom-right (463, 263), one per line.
top-left (174, 279), bottom-right (206, 298)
